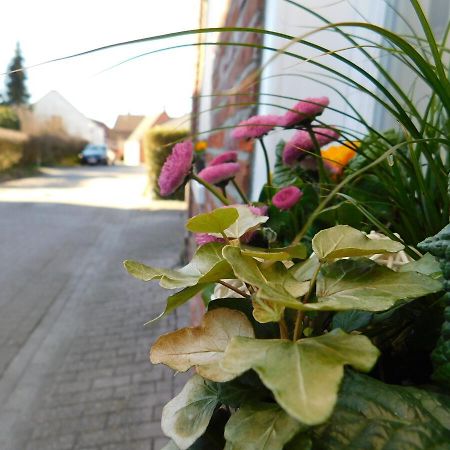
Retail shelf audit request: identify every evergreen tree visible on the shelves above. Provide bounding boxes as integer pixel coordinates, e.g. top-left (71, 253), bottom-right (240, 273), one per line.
top-left (5, 43), bottom-right (30, 105)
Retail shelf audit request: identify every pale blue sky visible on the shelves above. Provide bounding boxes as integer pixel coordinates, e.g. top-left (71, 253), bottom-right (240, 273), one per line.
top-left (1, 0), bottom-right (200, 126)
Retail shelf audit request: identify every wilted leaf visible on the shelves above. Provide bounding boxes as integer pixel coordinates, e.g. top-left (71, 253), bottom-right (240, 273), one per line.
top-left (220, 330), bottom-right (379, 425)
top-left (186, 208), bottom-right (239, 234)
top-left (315, 258), bottom-right (443, 312)
top-left (312, 371), bottom-right (450, 449)
top-left (312, 225), bottom-right (404, 261)
top-left (224, 403), bottom-right (304, 450)
top-left (241, 244), bottom-right (307, 261)
top-left (212, 205), bottom-right (268, 239)
top-left (161, 375), bottom-right (219, 449)
top-left (150, 308), bottom-right (254, 382)
top-left (399, 252), bottom-right (441, 277)
top-left (124, 243), bottom-right (233, 290)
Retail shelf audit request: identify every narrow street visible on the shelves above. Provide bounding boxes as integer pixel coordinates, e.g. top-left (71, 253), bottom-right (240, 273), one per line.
top-left (0, 166), bottom-right (187, 450)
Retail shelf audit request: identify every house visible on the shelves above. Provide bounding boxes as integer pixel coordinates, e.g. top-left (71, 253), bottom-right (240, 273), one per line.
top-left (110, 114), bottom-right (144, 161)
top-left (121, 112), bottom-right (169, 166)
top-left (33, 91), bottom-right (105, 144)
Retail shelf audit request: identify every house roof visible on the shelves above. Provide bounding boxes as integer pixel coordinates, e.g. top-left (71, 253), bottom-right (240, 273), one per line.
top-left (113, 114), bottom-right (145, 134)
top-left (126, 112), bottom-right (171, 142)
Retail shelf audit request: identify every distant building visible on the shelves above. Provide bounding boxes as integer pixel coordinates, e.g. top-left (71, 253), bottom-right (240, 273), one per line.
top-left (33, 91), bottom-right (105, 144)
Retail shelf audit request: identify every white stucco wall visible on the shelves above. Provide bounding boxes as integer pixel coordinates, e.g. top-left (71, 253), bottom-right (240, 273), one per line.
top-left (34, 91), bottom-right (105, 144)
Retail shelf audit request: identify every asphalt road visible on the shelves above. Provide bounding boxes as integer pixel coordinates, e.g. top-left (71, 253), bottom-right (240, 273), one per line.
top-left (0, 166), bottom-right (188, 450)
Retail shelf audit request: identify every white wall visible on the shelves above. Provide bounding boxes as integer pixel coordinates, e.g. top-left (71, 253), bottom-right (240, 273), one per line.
top-left (34, 91), bottom-right (105, 144)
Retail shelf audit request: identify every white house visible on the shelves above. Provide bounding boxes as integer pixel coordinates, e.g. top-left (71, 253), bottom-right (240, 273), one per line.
top-left (33, 91), bottom-right (105, 145)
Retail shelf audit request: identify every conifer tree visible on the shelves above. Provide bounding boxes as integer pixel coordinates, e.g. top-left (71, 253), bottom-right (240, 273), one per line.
top-left (5, 43), bottom-right (30, 105)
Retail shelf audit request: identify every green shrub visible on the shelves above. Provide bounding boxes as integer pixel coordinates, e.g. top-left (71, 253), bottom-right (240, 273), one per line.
top-left (22, 134), bottom-right (87, 166)
top-left (0, 106), bottom-right (20, 130)
top-left (0, 134), bottom-right (24, 170)
top-left (144, 126), bottom-right (189, 200)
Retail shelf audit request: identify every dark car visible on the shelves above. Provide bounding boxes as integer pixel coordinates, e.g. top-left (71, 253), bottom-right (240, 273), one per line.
top-left (79, 145), bottom-right (115, 165)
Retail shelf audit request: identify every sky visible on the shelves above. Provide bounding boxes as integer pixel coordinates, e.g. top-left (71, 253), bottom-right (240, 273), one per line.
top-left (0, 0), bottom-right (200, 127)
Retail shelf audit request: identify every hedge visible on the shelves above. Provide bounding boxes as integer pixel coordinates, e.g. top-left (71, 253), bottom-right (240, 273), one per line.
top-left (0, 106), bottom-right (20, 131)
top-left (144, 126), bottom-right (189, 200)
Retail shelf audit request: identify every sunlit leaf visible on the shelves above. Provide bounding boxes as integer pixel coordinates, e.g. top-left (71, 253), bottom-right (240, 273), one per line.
top-left (220, 330), bottom-right (379, 425)
top-left (211, 205), bottom-right (268, 239)
top-left (161, 375), bottom-right (219, 449)
top-left (289, 255), bottom-right (320, 282)
top-left (315, 258), bottom-right (443, 312)
top-left (224, 403), bottom-right (304, 450)
top-left (150, 308), bottom-right (254, 382)
top-left (241, 244), bottom-right (307, 261)
top-left (186, 207), bottom-right (239, 233)
top-left (398, 252), bottom-right (441, 277)
top-left (252, 299), bottom-right (285, 323)
top-left (312, 225), bottom-right (404, 261)
top-left (125, 243), bottom-right (233, 290)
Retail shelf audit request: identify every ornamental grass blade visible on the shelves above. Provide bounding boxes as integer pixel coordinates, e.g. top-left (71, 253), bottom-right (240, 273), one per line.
top-left (161, 375), bottom-right (219, 450)
top-left (220, 330), bottom-right (380, 425)
top-left (150, 308), bottom-right (254, 382)
top-left (224, 402), bottom-right (304, 450)
top-left (312, 225), bottom-right (404, 261)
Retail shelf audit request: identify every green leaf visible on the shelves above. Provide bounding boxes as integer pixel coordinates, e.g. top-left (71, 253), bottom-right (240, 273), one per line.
top-left (241, 244), bottom-right (307, 261)
top-left (161, 375), bottom-right (219, 450)
top-left (213, 205), bottom-right (268, 239)
top-left (145, 284), bottom-right (207, 324)
top-left (222, 246), bottom-right (309, 310)
top-left (125, 243), bottom-right (233, 290)
top-left (220, 330), bottom-right (379, 425)
top-left (312, 225), bottom-right (404, 261)
top-left (289, 255), bottom-right (320, 282)
top-left (331, 310), bottom-right (374, 332)
top-left (399, 252), bottom-right (442, 277)
top-left (186, 207), bottom-right (239, 234)
top-left (150, 308), bottom-right (255, 382)
top-left (312, 371), bottom-right (450, 449)
top-left (161, 441), bottom-right (179, 450)
top-left (316, 258), bottom-right (443, 312)
top-left (224, 403), bottom-right (304, 450)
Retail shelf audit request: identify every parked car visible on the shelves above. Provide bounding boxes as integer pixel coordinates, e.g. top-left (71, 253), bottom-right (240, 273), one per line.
top-left (79, 145), bottom-right (115, 166)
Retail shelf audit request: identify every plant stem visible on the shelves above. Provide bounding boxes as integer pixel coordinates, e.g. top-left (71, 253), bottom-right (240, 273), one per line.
top-left (218, 280), bottom-right (250, 298)
top-left (191, 173), bottom-right (231, 205)
top-left (279, 316), bottom-right (289, 339)
top-left (231, 179), bottom-right (250, 204)
top-left (258, 137), bottom-right (272, 186)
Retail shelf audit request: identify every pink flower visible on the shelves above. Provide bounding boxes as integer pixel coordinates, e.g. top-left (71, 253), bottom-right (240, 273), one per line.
top-left (197, 162), bottom-right (240, 185)
top-left (283, 128), bottom-right (339, 166)
top-left (195, 233), bottom-right (225, 245)
top-left (249, 205), bottom-right (268, 216)
top-left (209, 151), bottom-right (238, 166)
top-left (232, 115), bottom-right (280, 140)
top-left (272, 186), bottom-right (303, 210)
top-left (158, 141), bottom-right (193, 196)
top-left (279, 97), bottom-right (329, 127)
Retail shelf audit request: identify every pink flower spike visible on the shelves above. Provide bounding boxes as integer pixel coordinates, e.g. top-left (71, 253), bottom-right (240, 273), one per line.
top-left (195, 233), bottom-right (225, 245)
top-left (279, 97), bottom-right (329, 128)
top-left (158, 141), bottom-right (193, 196)
top-left (272, 186), bottom-right (303, 210)
top-left (197, 162), bottom-right (240, 185)
top-left (282, 128), bottom-right (339, 166)
top-left (209, 151), bottom-right (238, 166)
top-left (232, 114), bottom-right (280, 140)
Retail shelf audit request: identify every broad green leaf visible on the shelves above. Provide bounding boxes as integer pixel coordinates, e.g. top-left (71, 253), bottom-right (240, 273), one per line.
top-left (220, 330), bottom-right (379, 425)
top-left (312, 371), bottom-right (450, 449)
top-left (399, 252), bottom-right (441, 277)
top-left (241, 244), bottom-right (307, 261)
top-left (315, 258), bottom-right (443, 312)
top-left (125, 243), bottom-right (233, 290)
top-left (224, 403), bottom-right (303, 450)
top-left (186, 207), bottom-right (239, 234)
top-left (290, 255), bottom-right (320, 282)
top-left (312, 225), bottom-right (404, 261)
top-left (150, 308), bottom-right (254, 382)
top-left (331, 310), bottom-right (374, 332)
top-left (161, 375), bottom-right (219, 450)
top-left (223, 246), bottom-right (309, 310)
top-left (252, 299), bottom-right (285, 323)
top-left (146, 284), bottom-right (207, 324)
top-left (212, 205), bottom-right (268, 239)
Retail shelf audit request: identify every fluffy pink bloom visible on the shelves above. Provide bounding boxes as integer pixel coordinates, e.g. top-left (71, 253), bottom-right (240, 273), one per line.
top-left (272, 186), bottom-right (303, 210)
top-left (195, 233), bottom-right (225, 245)
top-left (158, 141), bottom-right (193, 196)
top-left (232, 115), bottom-right (280, 140)
top-left (249, 205), bottom-right (269, 216)
top-left (279, 97), bottom-right (329, 127)
top-left (209, 151), bottom-right (238, 166)
top-left (283, 128), bottom-right (339, 166)
top-left (197, 162), bottom-right (240, 185)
